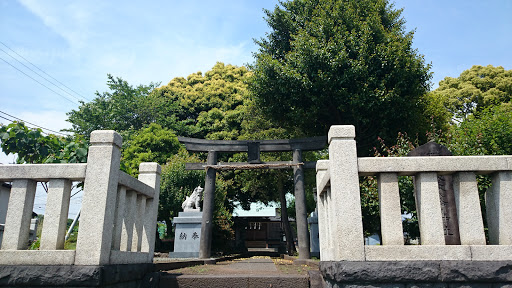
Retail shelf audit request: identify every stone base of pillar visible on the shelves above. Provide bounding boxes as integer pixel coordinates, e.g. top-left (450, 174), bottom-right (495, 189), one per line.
top-left (169, 212), bottom-right (203, 259)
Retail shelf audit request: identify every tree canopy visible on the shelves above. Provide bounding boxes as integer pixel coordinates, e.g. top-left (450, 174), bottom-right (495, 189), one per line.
top-left (250, 0), bottom-right (432, 154)
top-left (429, 65), bottom-right (512, 121)
top-left (147, 62), bottom-right (252, 140)
top-left (0, 122), bottom-right (88, 164)
top-left (66, 74), bottom-right (159, 138)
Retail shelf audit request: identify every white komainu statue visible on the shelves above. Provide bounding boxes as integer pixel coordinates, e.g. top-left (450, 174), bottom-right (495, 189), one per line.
top-left (181, 186), bottom-right (203, 211)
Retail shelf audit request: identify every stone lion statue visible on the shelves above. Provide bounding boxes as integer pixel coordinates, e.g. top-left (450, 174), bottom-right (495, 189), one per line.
top-left (181, 186), bottom-right (203, 211)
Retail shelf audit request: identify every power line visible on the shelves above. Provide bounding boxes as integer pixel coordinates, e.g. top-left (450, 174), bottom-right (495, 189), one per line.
top-left (0, 41), bottom-right (90, 102)
top-left (0, 110), bottom-right (70, 136)
top-left (0, 47), bottom-right (85, 103)
top-left (0, 115), bottom-right (13, 123)
top-left (0, 55), bottom-right (79, 106)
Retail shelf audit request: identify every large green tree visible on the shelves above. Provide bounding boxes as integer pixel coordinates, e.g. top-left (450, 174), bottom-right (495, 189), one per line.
top-left (66, 74), bottom-right (159, 138)
top-left (429, 65), bottom-right (512, 121)
top-left (250, 0), bottom-right (432, 154)
top-left (147, 62), bottom-right (252, 140)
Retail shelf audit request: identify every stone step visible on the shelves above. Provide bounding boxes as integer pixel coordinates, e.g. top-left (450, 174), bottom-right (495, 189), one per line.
top-left (159, 274), bottom-right (310, 288)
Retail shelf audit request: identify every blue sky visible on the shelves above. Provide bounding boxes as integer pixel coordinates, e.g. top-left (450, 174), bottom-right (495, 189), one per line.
top-left (1, 1), bottom-right (511, 215)
top-left (1, 0), bottom-right (511, 136)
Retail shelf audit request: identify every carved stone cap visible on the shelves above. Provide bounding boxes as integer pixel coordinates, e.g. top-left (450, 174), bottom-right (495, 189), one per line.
top-left (328, 125), bottom-right (356, 144)
top-left (90, 130), bottom-right (122, 148)
top-left (139, 162), bottom-right (162, 175)
top-left (316, 160), bottom-right (329, 171)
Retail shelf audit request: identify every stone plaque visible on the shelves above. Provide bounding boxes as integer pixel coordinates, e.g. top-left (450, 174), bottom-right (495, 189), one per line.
top-left (408, 142), bottom-right (461, 245)
top-left (169, 211), bottom-right (203, 258)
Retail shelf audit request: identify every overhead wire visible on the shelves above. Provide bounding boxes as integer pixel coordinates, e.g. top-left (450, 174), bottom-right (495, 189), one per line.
top-left (0, 115), bottom-right (13, 123)
top-left (0, 110), bottom-right (70, 136)
top-left (0, 55), bottom-right (79, 106)
top-left (0, 42), bottom-right (90, 102)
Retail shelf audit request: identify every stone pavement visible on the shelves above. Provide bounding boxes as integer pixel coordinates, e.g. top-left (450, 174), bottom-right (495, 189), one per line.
top-left (157, 256), bottom-right (323, 288)
top-left (224, 257), bottom-right (278, 273)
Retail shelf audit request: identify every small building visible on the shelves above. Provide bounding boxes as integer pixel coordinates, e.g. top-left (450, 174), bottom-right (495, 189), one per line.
top-left (232, 202), bottom-right (293, 253)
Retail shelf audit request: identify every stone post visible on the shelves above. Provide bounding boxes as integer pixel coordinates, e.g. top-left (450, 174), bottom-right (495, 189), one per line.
top-left (2, 180), bottom-right (37, 249)
top-left (133, 195), bottom-right (146, 252)
top-left (486, 171), bottom-right (512, 245)
top-left (199, 151), bottom-right (217, 259)
top-left (112, 186), bottom-right (127, 251)
top-left (294, 149), bottom-right (310, 259)
top-left (138, 162), bottom-right (161, 261)
top-left (328, 125), bottom-right (364, 261)
top-left (315, 160), bottom-right (329, 260)
top-left (0, 183), bottom-right (11, 248)
top-left (40, 179), bottom-right (72, 250)
top-left (453, 172), bottom-right (486, 245)
top-left (121, 190), bottom-right (137, 251)
top-left (75, 130), bottom-right (122, 265)
top-left (378, 173), bottom-right (403, 245)
top-left (0, 183), bottom-right (10, 224)
top-left (415, 172), bottom-right (445, 245)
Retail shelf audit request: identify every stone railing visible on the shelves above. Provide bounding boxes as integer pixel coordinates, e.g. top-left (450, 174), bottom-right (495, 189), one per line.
top-left (316, 125), bottom-right (512, 261)
top-left (0, 130), bottom-right (161, 265)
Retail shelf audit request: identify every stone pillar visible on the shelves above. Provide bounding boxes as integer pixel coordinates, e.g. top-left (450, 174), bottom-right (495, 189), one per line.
top-left (0, 183), bottom-right (10, 224)
top-left (121, 190), bottom-right (137, 251)
top-left (453, 172), bottom-right (486, 245)
top-left (328, 125), bottom-right (364, 261)
top-left (199, 151), bottom-right (217, 259)
top-left (315, 160), bottom-right (329, 260)
top-left (0, 183), bottom-right (12, 248)
top-left (40, 179), bottom-right (72, 250)
top-left (378, 173), bottom-right (403, 245)
top-left (486, 171), bottom-right (512, 245)
top-left (415, 172), bottom-right (445, 245)
top-left (133, 195), bottom-right (146, 252)
top-left (75, 130), bottom-right (122, 265)
top-left (112, 186), bottom-right (127, 251)
top-left (138, 162), bottom-right (161, 261)
top-left (2, 179), bottom-right (37, 250)
top-left (293, 149), bottom-right (310, 259)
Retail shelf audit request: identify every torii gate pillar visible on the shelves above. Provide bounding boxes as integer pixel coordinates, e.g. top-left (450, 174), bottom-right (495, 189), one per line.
top-left (293, 149), bottom-right (311, 259)
top-left (199, 151), bottom-right (217, 259)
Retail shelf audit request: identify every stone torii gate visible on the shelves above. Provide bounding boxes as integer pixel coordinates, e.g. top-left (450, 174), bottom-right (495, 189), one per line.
top-left (179, 136), bottom-right (327, 259)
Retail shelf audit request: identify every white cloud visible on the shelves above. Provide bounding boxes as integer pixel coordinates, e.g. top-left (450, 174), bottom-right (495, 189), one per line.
top-left (18, 0), bottom-right (104, 49)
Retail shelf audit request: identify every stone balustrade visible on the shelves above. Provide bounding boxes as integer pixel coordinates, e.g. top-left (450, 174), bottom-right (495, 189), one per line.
top-left (316, 125), bottom-right (512, 261)
top-left (0, 130), bottom-right (161, 266)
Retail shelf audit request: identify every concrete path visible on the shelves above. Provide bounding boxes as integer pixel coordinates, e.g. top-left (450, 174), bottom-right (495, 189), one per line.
top-left (158, 256), bottom-right (320, 288)
top-left (225, 257), bottom-right (278, 272)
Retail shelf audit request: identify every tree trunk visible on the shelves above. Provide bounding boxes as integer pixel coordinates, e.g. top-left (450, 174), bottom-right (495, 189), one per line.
top-left (278, 177), bottom-right (296, 256)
